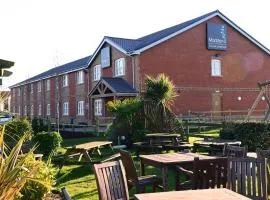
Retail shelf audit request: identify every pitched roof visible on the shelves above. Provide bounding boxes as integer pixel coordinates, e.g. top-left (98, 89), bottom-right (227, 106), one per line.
top-left (11, 55), bottom-right (92, 88)
top-left (102, 77), bottom-right (137, 93)
top-left (103, 10), bottom-right (270, 55)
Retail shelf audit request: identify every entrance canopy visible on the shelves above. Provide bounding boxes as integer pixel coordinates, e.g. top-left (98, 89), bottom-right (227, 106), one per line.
top-left (89, 77), bottom-right (138, 98)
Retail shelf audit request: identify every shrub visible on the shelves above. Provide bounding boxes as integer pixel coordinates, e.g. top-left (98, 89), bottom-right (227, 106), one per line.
top-left (221, 122), bottom-right (270, 151)
top-left (20, 154), bottom-right (55, 200)
top-left (34, 131), bottom-right (63, 156)
top-left (5, 118), bottom-right (33, 145)
top-left (32, 118), bottom-right (49, 134)
top-left (0, 126), bottom-right (50, 199)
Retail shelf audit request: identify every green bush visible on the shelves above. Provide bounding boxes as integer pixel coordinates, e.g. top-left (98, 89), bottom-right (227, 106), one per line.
top-left (221, 122), bottom-right (269, 151)
top-left (220, 123), bottom-right (237, 140)
top-left (34, 131), bottom-right (63, 156)
top-left (5, 118), bottom-right (33, 145)
top-left (20, 154), bottom-right (55, 200)
top-left (32, 118), bottom-right (49, 134)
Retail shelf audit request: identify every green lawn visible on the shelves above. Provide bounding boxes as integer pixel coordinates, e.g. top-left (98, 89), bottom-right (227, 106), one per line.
top-left (54, 129), bottom-right (220, 200)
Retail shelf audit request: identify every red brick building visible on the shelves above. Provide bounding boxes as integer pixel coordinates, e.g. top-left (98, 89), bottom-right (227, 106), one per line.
top-left (10, 10), bottom-right (270, 124)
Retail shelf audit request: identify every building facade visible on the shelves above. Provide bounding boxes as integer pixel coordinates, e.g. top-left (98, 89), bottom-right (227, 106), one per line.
top-left (10, 10), bottom-right (270, 124)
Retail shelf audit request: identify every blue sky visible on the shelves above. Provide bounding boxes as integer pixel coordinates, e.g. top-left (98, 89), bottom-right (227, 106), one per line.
top-left (0, 0), bottom-right (269, 89)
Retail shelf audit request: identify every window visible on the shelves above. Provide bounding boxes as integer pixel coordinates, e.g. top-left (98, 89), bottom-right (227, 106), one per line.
top-left (77, 101), bottom-right (84, 116)
top-left (63, 102), bottom-right (69, 116)
top-left (18, 88), bottom-right (21, 96)
top-left (30, 84), bottom-right (33, 93)
top-left (56, 102), bottom-right (59, 117)
top-left (38, 81), bottom-right (42, 92)
top-left (47, 104), bottom-right (50, 115)
top-left (94, 99), bottom-right (102, 116)
top-left (93, 65), bottom-right (101, 81)
top-left (24, 105), bottom-right (27, 116)
top-left (63, 74), bottom-right (68, 87)
top-left (76, 70), bottom-right (84, 84)
top-left (18, 106), bottom-right (21, 115)
top-left (23, 86), bottom-right (27, 96)
top-left (13, 89), bottom-right (16, 97)
top-left (13, 106), bottom-right (16, 113)
top-left (38, 104), bottom-right (42, 116)
top-left (46, 79), bottom-right (50, 91)
top-left (211, 59), bottom-right (221, 76)
top-left (114, 58), bottom-right (125, 77)
top-left (30, 105), bottom-right (34, 116)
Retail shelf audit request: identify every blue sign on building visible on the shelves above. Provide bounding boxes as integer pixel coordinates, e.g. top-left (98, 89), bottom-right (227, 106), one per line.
top-left (207, 23), bottom-right (227, 50)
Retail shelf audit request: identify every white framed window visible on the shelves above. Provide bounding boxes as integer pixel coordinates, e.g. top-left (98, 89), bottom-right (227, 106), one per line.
top-left (38, 104), bottom-right (42, 116)
top-left (30, 84), bottom-right (33, 94)
top-left (18, 106), bottom-right (21, 115)
top-left (24, 86), bottom-right (27, 95)
top-left (56, 102), bottom-right (59, 116)
top-left (46, 79), bottom-right (50, 91)
top-left (13, 89), bottom-right (16, 97)
top-left (18, 88), bottom-right (21, 96)
top-left (30, 105), bottom-right (34, 116)
top-left (62, 74), bottom-right (68, 87)
top-left (94, 99), bottom-right (102, 116)
top-left (63, 102), bottom-right (69, 116)
top-left (211, 59), bottom-right (221, 76)
top-left (76, 70), bottom-right (84, 84)
top-left (93, 65), bottom-right (101, 81)
top-left (24, 105), bottom-right (27, 116)
top-left (114, 58), bottom-right (125, 77)
top-left (13, 106), bottom-right (16, 113)
top-left (38, 81), bottom-right (42, 92)
top-left (47, 104), bottom-right (51, 115)
top-left (77, 101), bottom-right (84, 116)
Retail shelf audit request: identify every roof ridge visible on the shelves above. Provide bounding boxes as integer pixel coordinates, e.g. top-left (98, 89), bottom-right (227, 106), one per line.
top-left (105, 36), bottom-right (139, 41)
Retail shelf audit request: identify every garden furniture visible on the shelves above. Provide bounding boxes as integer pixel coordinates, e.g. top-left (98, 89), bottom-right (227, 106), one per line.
top-left (139, 152), bottom-right (215, 191)
top-left (93, 160), bottom-right (129, 200)
top-left (227, 157), bottom-right (268, 200)
top-left (64, 141), bottom-right (114, 162)
top-left (223, 143), bottom-right (247, 157)
top-left (61, 187), bottom-right (72, 200)
top-left (175, 157), bottom-right (227, 190)
top-left (119, 150), bottom-right (163, 193)
top-left (193, 139), bottom-right (241, 155)
top-left (134, 188), bottom-right (250, 200)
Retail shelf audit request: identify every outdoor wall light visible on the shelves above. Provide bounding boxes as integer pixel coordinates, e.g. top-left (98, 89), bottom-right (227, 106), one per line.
top-left (237, 96), bottom-right (242, 101)
top-left (262, 96), bottom-right (266, 101)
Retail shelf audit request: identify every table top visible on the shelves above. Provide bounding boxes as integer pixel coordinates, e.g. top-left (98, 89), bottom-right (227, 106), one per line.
top-left (140, 152), bottom-right (215, 164)
top-left (145, 133), bottom-right (181, 138)
top-left (134, 188), bottom-right (250, 200)
top-left (73, 141), bottom-right (112, 150)
top-left (193, 139), bottom-right (241, 146)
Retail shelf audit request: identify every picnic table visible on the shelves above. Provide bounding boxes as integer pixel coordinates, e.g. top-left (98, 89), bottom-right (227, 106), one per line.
top-left (65, 141), bottom-right (113, 162)
top-left (135, 188), bottom-right (250, 200)
top-left (140, 152), bottom-right (215, 191)
top-left (145, 133), bottom-right (181, 146)
top-left (193, 139), bottom-right (241, 155)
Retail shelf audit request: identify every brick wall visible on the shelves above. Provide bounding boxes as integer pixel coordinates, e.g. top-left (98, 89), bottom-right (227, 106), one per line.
top-left (139, 16), bottom-right (270, 115)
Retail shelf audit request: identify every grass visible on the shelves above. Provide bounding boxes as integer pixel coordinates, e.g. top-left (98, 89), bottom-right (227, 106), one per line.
top-left (54, 129), bottom-right (221, 200)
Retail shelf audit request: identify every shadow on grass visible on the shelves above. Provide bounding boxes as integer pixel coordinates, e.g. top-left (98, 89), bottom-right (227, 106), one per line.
top-left (56, 163), bottom-right (94, 185)
top-left (72, 189), bottom-right (98, 200)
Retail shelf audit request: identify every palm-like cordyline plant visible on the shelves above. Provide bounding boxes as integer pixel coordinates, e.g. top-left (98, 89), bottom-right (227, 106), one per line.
top-left (143, 74), bottom-right (178, 132)
top-left (0, 125), bottom-right (50, 199)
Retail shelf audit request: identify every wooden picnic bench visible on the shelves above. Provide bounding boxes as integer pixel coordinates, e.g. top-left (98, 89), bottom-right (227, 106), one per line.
top-left (193, 139), bottom-right (241, 155)
top-left (64, 141), bottom-right (114, 162)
